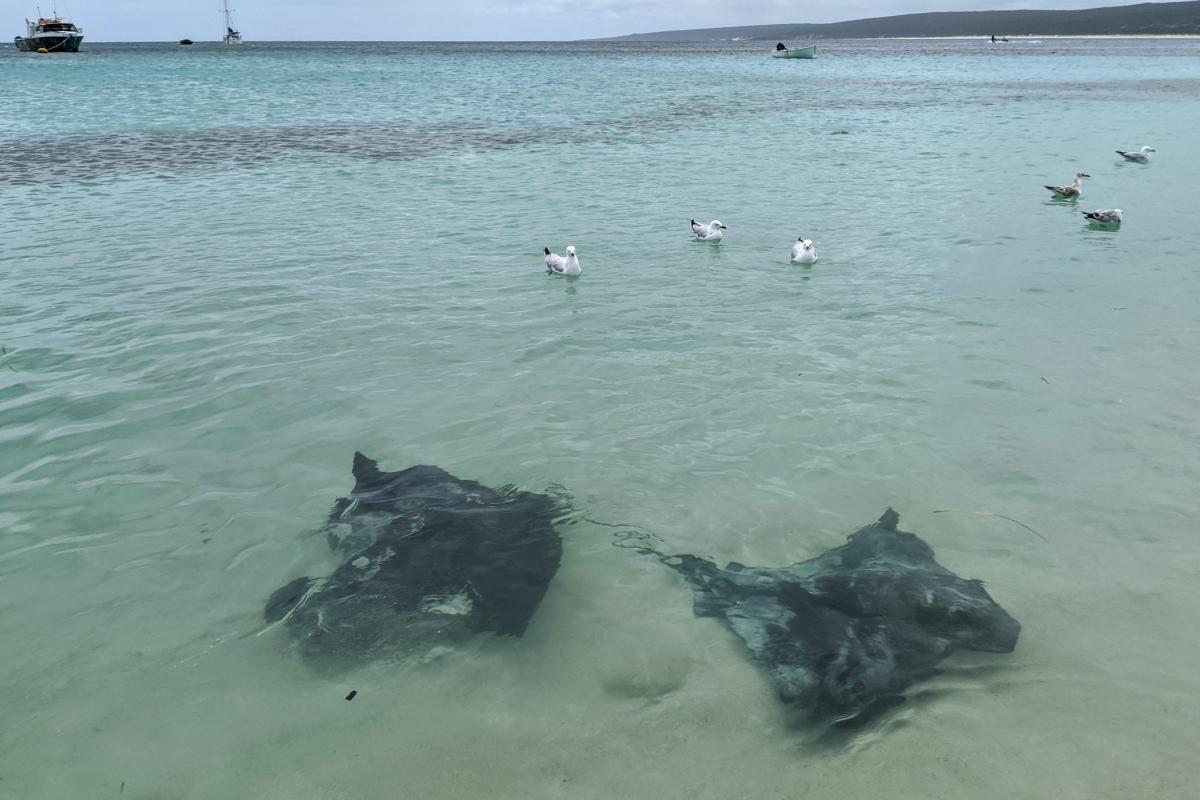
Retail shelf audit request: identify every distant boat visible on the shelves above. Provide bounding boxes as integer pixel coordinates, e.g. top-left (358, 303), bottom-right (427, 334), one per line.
top-left (772, 45), bottom-right (816, 59)
top-left (222, 0), bottom-right (243, 44)
top-left (13, 12), bottom-right (83, 52)
top-left (179, 38), bottom-right (194, 45)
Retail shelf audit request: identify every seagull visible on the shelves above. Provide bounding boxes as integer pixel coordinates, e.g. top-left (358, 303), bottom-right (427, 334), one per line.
top-left (1082, 208), bottom-right (1123, 225)
top-left (545, 245), bottom-right (581, 276)
top-left (1045, 172), bottom-right (1089, 199)
top-left (1116, 146), bottom-right (1155, 162)
top-left (691, 219), bottom-right (726, 241)
top-left (790, 237), bottom-right (817, 264)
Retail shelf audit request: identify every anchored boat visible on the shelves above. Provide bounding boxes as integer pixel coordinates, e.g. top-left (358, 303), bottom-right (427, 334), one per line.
top-left (13, 13), bottom-right (83, 52)
top-left (222, 0), bottom-right (243, 44)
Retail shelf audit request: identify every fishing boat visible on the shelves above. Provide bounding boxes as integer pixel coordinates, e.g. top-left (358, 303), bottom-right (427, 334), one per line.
top-left (222, 0), bottom-right (242, 44)
top-left (13, 12), bottom-right (83, 52)
top-left (772, 45), bottom-right (816, 59)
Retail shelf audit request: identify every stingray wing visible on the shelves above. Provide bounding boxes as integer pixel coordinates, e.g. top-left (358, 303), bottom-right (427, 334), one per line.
top-left (716, 585), bottom-right (958, 718)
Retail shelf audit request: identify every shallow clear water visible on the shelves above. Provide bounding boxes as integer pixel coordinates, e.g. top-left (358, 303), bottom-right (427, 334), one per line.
top-left (3, 38), bottom-right (1200, 798)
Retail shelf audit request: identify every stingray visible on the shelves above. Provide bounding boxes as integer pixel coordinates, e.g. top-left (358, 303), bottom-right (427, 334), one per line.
top-left (651, 509), bottom-right (1020, 724)
top-left (265, 452), bottom-right (564, 664)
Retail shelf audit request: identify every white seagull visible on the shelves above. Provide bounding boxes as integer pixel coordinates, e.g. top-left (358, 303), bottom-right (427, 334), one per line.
top-left (790, 237), bottom-right (817, 264)
top-left (691, 219), bottom-right (726, 241)
top-left (1082, 208), bottom-right (1123, 225)
top-left (1115, 146), bottom-right (1155, 162)
top-left (1045, 171), bottom-right (1089, 199)
top-left (545, 245), bottom-right (581, 276)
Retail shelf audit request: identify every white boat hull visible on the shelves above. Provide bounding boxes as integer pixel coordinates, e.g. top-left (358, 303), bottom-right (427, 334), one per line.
top-left (772, 46), bottom-right (816, 59)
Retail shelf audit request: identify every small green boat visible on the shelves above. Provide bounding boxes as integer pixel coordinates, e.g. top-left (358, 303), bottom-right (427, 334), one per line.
top-left (771, 45), bottom-right (816, 59)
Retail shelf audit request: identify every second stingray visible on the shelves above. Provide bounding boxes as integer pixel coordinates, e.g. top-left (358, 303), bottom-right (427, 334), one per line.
top-left (652, 509), bottom-right (1020, 723)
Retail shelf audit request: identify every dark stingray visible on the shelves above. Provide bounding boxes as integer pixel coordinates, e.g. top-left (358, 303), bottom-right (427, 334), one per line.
top-left (265, 452), bottom-right (564, 664)
top-left (655, 509), bottom-right (1020, 724)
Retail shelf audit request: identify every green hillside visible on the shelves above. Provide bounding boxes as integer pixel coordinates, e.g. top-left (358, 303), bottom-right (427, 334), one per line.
top-left (605, 1), bottom-right (1200, 40)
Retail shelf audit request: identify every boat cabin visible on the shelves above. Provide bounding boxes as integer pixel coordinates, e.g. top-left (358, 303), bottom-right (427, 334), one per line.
top-left (35, 18), bottom-right (79, 33)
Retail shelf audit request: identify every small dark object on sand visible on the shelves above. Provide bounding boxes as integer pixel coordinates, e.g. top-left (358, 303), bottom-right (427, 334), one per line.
top-left (345, 690), bottom-right (357, 701)
top-left (652, 509), bottom-right (1020, 725)
top-left (265, 453), bottom-right (564, 666)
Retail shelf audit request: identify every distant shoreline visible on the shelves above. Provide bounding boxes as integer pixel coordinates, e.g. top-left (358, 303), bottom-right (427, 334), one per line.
top-left (881, 34), bottom-right (1200, 39)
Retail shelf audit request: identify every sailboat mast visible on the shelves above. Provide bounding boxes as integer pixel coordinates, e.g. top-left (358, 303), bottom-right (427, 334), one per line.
top-left (221, 0), bottom-right (242, 42)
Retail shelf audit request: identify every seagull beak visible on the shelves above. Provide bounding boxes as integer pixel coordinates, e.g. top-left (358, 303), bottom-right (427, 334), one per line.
top-left (721, 225), bottom-right (728, 229)
top-left (1081, 173), bottom-right (1091, 177)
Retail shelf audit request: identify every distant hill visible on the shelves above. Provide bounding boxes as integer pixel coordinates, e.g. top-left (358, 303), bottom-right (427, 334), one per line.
top-left (603, 1), bottom-right (1200, 40)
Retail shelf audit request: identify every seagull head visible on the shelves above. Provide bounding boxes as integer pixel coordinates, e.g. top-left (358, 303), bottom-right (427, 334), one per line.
top-left (710, 220), bottom-right (726, 230)
top-left (1143, 146), bottom-right (1156, 153)
top-left (566, 245), bottom-right (576, 256)
top-left (1076, 172), bottom-right (1091, 179)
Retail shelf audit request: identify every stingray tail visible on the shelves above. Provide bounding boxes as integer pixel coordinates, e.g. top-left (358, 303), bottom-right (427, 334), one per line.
top-left (609, 526), bottom-right (720, 583)
top-left (606, 521), bottom-right (731, 609)
top-left (658, 552), bottom-right (722, 584)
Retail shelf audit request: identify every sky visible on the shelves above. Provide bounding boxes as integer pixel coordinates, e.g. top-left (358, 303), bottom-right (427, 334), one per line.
top-left (22, 0), bottom-right (1159, 41)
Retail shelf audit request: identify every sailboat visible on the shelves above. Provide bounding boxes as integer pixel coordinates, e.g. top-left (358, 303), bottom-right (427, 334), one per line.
top-left (222, 0), bottom-right (242, 44)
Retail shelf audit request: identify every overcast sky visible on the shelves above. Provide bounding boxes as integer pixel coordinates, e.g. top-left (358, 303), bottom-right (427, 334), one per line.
top-left (44, 0), bottom-right (1150, 41)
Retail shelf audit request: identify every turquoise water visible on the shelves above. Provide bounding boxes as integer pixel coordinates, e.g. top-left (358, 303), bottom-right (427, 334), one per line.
top-left (3, 38), bottom-right (1200, 798)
